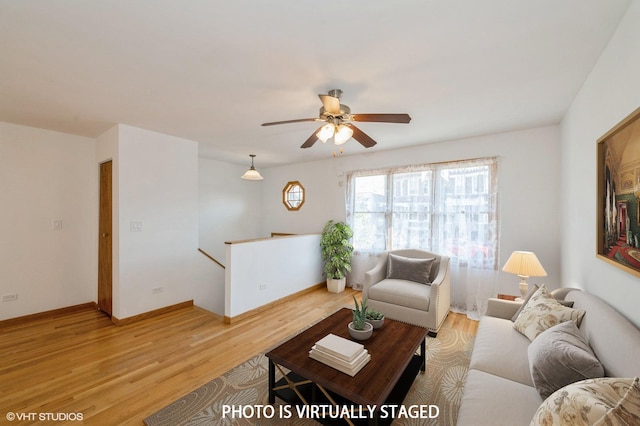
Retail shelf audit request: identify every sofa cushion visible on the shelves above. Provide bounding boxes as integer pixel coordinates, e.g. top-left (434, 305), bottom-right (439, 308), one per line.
top-left (513, 284), bottom-right (585, 341)
top-left (528, 320), bottom-right (604, 399)
top-left (457, 369), bottom-right (542, 426)
top-left (386, 253), bottom-right (434, 284)
top-left (530, 377), bottom-right (640, 426)
top-left (368, 279), bottom-right (430, 311)
top-left (470, 316), bottom-right (534, 386)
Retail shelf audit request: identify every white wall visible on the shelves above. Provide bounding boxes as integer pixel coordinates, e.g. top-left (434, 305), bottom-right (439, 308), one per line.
top-left (224, 234), bottom-right (323, 319)
top-left (97, 124), bottom-right (215, 319)
top-left (198, 157), bottom-right (265, 315)
top-left (199, 157), bottom-right (263, 261)
top-left (260, 126), bottom-right (562, 296)
top-left (561, 1), bottom-right (640, 327)
top-left (0, 122), bottom-right (96, 320)
top-left (0, 117), bottom-right (562, 322)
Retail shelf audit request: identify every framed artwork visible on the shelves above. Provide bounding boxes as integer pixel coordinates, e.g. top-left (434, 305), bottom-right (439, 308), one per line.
top-left (597, 106), bottom-right (640, 278)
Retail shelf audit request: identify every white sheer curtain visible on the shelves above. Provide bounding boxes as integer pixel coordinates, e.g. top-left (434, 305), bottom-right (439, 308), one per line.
top-left (346, 157), bottom-right (500, 318)
top-left (345, 172), bottom-right (387, 289)
top-left (349, 251), bottom-right (383, 291)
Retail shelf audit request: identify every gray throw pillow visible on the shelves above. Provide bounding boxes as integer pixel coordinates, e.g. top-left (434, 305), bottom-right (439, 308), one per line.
top-left (528, 320), bottom-right (604, 399)
top-left (557, 299), bottom-right (575, 308)
top-left (387, 253), bottom-right (435, 284)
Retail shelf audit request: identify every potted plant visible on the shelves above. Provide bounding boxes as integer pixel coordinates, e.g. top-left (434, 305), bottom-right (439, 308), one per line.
top-left (348, 296), bottom-right (373, 340)
top-left (320, 220), bottom-right (354, 293)
top-left (366, 309), bottom-right (385, 329)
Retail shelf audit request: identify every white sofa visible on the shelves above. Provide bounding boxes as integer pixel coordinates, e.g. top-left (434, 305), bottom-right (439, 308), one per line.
top-left (363, 249), bottom-right (450, 335)
top-left (457, 288), bottom-right (640, 425)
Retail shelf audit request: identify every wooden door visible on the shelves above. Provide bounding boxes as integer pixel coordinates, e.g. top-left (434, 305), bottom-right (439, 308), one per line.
top-left (98, 161), bottom-right (113, 315)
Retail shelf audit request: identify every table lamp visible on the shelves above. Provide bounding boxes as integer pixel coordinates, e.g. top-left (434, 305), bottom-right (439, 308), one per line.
top-left (502, 251), bottom-right (547, 299)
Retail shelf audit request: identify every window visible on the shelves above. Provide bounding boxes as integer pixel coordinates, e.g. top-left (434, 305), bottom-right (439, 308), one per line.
top-left (347, 157), bottom-right (499, 269)
top-left (351, 175), bottom-right (387, 251)
top-left (282, 181), bottom-right (305, 211)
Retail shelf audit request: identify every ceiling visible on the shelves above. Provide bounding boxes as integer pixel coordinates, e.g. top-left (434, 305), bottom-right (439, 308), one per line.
top-left (0, 1), bottom-right (632, 168)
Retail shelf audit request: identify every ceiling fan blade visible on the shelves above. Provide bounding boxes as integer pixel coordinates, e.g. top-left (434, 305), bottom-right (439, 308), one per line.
top-left (318, 94), bottom-right (341, 115)
top-left (350, 113), bottom-right (412, 124)
top-left (301, 126), bottom-right (323, 148)
top-left (347, 124), bottom-right (377, 148)
top-left (261, 118), bottom-right (319, 126)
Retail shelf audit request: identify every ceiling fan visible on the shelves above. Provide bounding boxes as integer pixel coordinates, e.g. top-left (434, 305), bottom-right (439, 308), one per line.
top-left (261, 89), bottom-right (411, 149)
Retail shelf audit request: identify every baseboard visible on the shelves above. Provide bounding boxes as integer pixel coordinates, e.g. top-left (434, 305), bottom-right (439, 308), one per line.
top-left (0, 302), bottom-right (97, 328)
top-left (112, 300), bottom-right (194, 326)
top-left (224, 282), bottom-right (326, 324)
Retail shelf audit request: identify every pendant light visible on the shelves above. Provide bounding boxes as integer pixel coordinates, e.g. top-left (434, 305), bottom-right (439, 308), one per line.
top-left (241, 154), bottom-right (263, 180)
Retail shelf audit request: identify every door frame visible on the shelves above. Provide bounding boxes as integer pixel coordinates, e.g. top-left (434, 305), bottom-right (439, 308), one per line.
top-left (98, 160), bottom-right (113, 316)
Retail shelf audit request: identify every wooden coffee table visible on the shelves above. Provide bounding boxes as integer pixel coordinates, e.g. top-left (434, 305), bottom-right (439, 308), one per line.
top-left (266, 308), bottom-right (428, 425)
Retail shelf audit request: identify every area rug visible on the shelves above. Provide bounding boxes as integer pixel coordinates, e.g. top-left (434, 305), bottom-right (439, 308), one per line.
top-left (144, 327), bottom-right (474, 426)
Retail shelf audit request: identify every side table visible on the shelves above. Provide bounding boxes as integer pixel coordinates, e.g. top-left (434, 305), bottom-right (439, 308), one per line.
top-left (497, 294), bottom-right (519, 301)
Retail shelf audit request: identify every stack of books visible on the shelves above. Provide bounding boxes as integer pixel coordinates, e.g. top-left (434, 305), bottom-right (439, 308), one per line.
top-left (309, 333), bottom-right (371, 377)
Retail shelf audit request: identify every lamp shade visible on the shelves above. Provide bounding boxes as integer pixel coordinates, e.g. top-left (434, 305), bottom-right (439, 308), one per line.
top-left (334, 124), bottom-right (354, 145)
top-left (317, 123), bottom-right (335, 143)
top-left (241, 154), bottom-right (263, 180)
top-left (241, 168), bottom-right (263, 180)
top-left (502, 251), bottom-right (547, 277)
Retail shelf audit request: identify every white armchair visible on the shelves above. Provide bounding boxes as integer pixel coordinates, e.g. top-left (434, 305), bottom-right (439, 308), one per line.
top-left (363, 249), bottom-right (451, 336)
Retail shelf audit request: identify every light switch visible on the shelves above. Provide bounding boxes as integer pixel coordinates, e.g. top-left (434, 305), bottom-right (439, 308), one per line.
top-left (130, 221), bottom-right (143, 231)
top-left (53, 219), bottom-right (63, 231)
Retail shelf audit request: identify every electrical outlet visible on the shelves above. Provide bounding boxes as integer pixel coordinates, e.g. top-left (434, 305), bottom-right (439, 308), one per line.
top-left (152, 287), bottom-right (163, 294)
top-left (2, 293), bottom-right (18, 302)
top-left (130, 221), bottom-right (143, 231)
top-left (259, 284), bottom-right (267, 291)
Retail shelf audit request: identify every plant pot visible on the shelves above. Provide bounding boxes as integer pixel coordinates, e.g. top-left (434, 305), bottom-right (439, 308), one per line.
top-left (348, 322), bottom-right (373, 341)
top-left (366, 317), bottom-right (385, 329)
top-left (327, 278), bottom-right (346, 294)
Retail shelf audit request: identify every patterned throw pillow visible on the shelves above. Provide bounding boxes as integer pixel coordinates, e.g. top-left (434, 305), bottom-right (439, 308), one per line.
top-left (511, 284), bottom-right (539, 321)
top-left (513, 285), bottom-right (585, 341)
top-left (530, 377), bottom-right (640, 426)
top-left (511, 285), bottom-right (574, 322)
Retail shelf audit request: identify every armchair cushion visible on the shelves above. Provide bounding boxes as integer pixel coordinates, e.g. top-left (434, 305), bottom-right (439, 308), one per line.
top-left (386, 253), bottom-right (435, 285)
top-left (367, 279), bottom-right (431, 311)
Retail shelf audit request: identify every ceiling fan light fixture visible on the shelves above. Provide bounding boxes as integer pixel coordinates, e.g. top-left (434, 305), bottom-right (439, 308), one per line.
top-left (334, 124), bottom-right (353, 145)
top-left (317, 123), bottom-right (335, 143)
top-left (260, 89), bottom-right (410, 150)
top-left (241, 154), bottom-right (263, 180)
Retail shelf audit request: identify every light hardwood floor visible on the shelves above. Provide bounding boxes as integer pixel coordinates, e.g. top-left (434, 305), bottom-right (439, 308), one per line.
top-left (0, 288), bottom-right (478, 425)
